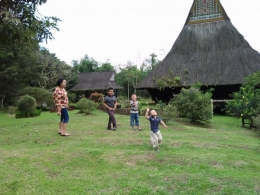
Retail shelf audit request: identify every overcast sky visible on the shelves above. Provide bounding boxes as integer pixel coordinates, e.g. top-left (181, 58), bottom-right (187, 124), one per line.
top-left (39, 0), bottom-right (260, 66)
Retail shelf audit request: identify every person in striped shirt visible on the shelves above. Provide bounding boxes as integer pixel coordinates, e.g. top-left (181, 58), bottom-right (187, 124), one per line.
top-left (130, 94), bottom-right (141, 131)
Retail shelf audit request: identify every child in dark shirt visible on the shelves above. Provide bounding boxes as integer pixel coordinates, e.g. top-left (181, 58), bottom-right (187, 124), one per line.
top-left (145, 108), bottom-right (167, 151)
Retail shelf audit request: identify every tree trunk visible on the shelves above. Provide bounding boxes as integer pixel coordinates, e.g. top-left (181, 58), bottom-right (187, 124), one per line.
top-left (0, 91), bottom-right (6, 110)
top-left (128, 81), bottom-right (129, 100)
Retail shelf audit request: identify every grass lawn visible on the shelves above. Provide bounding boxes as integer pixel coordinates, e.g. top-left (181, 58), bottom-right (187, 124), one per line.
top-left (0, 110), bottom-right (259, 195)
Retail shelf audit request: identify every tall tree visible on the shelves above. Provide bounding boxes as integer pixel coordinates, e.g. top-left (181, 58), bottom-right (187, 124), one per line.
top-left (97, 62), bottom-right (114, 72)
top-left (73, 55), bottom-right (99, 73)
top-left (0, 0), bottom-right (59, 45)
top-left (0, 0), bottom-right (60, 108)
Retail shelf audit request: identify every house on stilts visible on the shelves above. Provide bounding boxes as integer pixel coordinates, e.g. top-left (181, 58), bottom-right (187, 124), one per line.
top-left (136, 0), bottom-right (260, 103)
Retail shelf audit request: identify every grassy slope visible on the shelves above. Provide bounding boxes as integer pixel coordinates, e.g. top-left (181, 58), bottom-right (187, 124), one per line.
top-left (0, 110), bottom-right (259, 195)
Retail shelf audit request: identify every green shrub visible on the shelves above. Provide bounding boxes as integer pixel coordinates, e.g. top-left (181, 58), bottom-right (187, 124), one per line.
top-left (76, 98), bottom-right (98, 114)
top-left (68, 92), bottom-right (77, 103)
top-left (172, 87), bottom-right (212, 122)
top-left (116, 95), bottom-right (128, 102)
top-left (252, 115), bottom-right (260, 132)
top-left (225, 86), bottom-right (260, 127)
top-left (68, 103), bottom-right (77, 110)
top-left (16, 95), bottom-right (41, 118)
top-left (15, 109), bottom-right (41, 119)
top-left (17, 95), bottom-right (36, 112)
top-left (7, 106), bottom-right (17, 115)
top-left (160, 104), bottom-right (177, 124)
top-left (90, 92), bottom-right (104, 104)
top-left (18, 87), bottom-right (53, 107)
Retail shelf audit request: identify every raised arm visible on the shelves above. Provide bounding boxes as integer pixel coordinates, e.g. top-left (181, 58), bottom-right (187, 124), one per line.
top-left (145, 108), bottom-right (150, 119)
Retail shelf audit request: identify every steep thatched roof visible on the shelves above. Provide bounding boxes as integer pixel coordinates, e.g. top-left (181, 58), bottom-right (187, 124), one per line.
top-left (137, 0), bottom-right (260, 89)
top-left (71, 71), bottom-right (123, 91)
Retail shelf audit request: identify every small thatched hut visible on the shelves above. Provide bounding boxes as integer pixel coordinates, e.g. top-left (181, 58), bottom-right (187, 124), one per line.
top-left (136, 0), bottom-right (260, 102)
top-left (71, 71), bottom-right (123, 96)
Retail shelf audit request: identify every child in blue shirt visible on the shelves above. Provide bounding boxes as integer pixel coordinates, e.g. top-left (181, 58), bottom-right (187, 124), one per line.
top-left (145, 108), bottom-right (167, 151)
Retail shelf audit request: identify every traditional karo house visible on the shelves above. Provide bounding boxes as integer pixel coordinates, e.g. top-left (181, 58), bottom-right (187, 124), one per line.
top-left (71, 71), bottom-right (123, 97)
top-left (136, 0), bottom-right (260, 102)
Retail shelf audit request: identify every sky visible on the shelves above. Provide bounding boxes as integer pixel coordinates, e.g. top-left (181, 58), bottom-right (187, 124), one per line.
top-left (39, 0), bottom-right (260, 66)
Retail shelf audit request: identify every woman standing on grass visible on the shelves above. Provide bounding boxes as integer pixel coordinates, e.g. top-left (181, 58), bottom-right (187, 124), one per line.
top-left (53, 78), bottom-right (70, 136)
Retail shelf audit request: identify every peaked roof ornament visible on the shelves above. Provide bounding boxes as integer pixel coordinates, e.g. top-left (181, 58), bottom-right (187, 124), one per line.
top-left (185, 0), bottom-right (229, 25)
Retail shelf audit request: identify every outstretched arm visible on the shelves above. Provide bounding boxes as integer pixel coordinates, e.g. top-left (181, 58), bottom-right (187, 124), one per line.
top-left (160, 120), bottom-right (168, 128)
top-left (145, 108), bottom-right (150, 119)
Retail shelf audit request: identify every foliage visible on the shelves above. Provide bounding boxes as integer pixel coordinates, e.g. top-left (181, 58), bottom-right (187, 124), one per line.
top-left (15, 109), bottom-right (41, 118)
top-left (225, 87), bottom-right (260, 127)
top-left (68, 103), bottom-right (77, 110)
top-left (155, 98), bottom-right (177, 123)
top-left (252, 115), bottom-right (260, 132)
top-left (30, 48), bottom-right (78, 89)
top-left (72, 55), bottom-right (99, 73)
top-left (225, 72), bottom-right (260, 127)
top-left (155, 99), bottom-right (167, 111)
top-left (18, 86), bottom-right (53, 106)
top-left (17, 95), bottom-right (37, 113)
top-left (142, 53), bottom-right (160, 71)
top-left (116, 64), bottom-right (148, 97)
top-left (0, 0), bottom-right (65, 108)
top-left (153, 71), bottom-right (182, 91)
top-left (7, 106), bottom-right (17, 115)
top-left (90, 92), bottom-right (103, 104)
top-left (16, 94), bottom-right (41, 118)
top-left (173, 87), bottom-right (213, 122)
top-left (76, 98), bottom-right (98, 114)
top-left (116, 95), bottom-right (128, 102)
top-left (0, 0), bottom-right (60, 45)
top-left (68, 92), bottom-right (77, 103)
top-left (97, 62), bottom-right (114, 72)
top-left (160, 103), bottom-right (177, 124)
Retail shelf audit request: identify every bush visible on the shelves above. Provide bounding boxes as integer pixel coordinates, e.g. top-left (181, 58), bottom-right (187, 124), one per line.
top-left (172, 87), bottom-right (212, 122)
top-left (160, 104), bottom-right (177, 124)
top-left (225, 86), bottom-right (260, 127)
top-left (15, 109), bottom-right (41, 119)
top-left (7, 106), bottom-right (17, 115)
top-left (90, 92), bottom-right (104, 104)
top-left (68, 103), bottom-right (77, 110)
top-left (16, 95), bottom-right (41, 118)
top-left (18, 87), bottom-right (53, 107)
top-left (76, 98), bottom-right (98, 114)
top-left (17, 95), bottom-right (36, 112)
top-left (68, 92), bottom-right (77, 103)
top-left (116, 95), bottom-right (128, 102)
top-left (252, 115), bottom-right (260, 132)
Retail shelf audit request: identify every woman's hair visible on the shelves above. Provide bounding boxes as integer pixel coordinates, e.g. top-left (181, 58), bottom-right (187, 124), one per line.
top-left (56, 78), bottom-right (65, 86)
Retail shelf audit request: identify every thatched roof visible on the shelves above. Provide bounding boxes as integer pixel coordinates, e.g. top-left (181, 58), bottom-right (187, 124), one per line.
top-left (136, 0), bottom-right (260, 89)
top-left (71, 71), bottom-right (123, 91)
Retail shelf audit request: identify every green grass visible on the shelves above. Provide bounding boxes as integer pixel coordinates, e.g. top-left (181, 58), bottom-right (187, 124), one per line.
top-left (0, 110), bottom-right (259, 195)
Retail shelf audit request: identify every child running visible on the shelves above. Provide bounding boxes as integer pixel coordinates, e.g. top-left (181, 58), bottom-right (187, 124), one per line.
top-left (145, 108), bottom-right (167, 151)
top-left (130, 94), bottom-right (141, 131)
